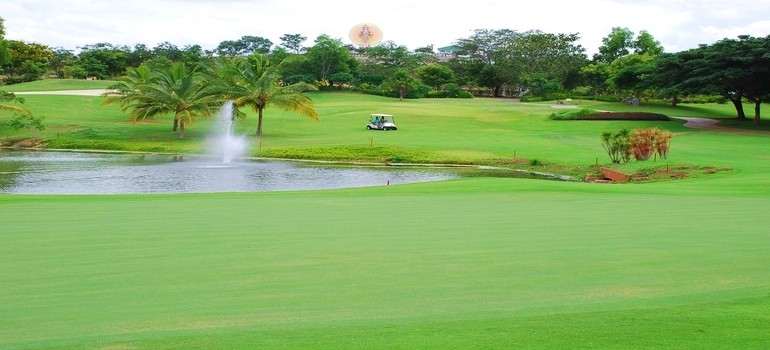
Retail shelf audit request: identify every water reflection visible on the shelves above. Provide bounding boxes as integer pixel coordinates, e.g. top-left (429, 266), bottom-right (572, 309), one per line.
top-left (0, 151), bottom-right (461, 194)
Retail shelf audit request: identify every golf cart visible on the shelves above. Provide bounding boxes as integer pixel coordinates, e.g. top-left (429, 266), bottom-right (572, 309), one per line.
top-left (366, 113), bottom-right (397, 131)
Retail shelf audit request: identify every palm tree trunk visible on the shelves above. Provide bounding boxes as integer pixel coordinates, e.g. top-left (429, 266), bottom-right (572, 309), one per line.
top-left (173, 117), bottom-right (179, 131)
top-left (179, 120), bottom-right (185, 139)
top-left (256, 107), bottom-right (264, 137)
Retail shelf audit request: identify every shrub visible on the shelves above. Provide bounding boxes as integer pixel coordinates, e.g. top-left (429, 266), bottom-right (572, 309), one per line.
top-left (403, 84), bottom-right (432, 99)
top-left (284, 74), bottom-right (316, 85)
top-left (549, 108), bottom-right (599, 120)
top-left (356, 73), bottom-right (387, 86)
top-left (456, 91), bottom-right (473, 99)
top-left (520, 96), bottom-right (543, 102)
top-left (601, 128), bottom-right (631, 164)
top-left (427, 90), bottom-right (449, 98)
top-left (630, 128), bottom-right (656, 161)
top-left (425, 88), bottom-right (473, 99)
top-left (653, 129), bottom-right (673, 159)
top-left (9, 114), bottom-right (46, 133)
top-left (601, 127), bottom-right (674, 164)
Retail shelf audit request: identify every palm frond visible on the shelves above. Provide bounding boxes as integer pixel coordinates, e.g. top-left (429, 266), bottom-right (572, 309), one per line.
top-left (0, 90), bottom-right (32, 115)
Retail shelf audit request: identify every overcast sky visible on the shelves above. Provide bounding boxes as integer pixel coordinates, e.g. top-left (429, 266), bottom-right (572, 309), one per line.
top-left (2, 0), bottom-right (769, 55)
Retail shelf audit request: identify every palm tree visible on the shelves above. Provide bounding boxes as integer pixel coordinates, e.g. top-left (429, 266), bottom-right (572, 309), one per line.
top-left (103, 62), bottom-right (216, 138)
top-left (101, 65), bottom-right (153, 109)
top-left (0, 90), bottom-right (31, 115)
top-left (206, 54), bottom-right (319, 137)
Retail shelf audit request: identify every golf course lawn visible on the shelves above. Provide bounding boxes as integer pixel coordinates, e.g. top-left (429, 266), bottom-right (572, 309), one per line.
top-left (1, 82), bottom-right (769, 348)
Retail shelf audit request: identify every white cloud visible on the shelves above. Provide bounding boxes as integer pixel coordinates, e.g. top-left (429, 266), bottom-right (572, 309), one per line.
top-left (1, 0), bottom-right (768, 55)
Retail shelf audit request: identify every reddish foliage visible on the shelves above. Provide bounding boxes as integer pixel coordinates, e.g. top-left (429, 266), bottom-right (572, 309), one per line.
top-left (630, 128), bottom-right (656, 160)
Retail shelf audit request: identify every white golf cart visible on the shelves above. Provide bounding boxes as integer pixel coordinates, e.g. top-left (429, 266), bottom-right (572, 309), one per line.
top-left (366, 113), bottom-right (398, 131)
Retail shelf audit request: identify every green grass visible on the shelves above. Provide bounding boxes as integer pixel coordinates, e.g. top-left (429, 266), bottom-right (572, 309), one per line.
top-left (3, 91), bottom-right (767, 179)
top-left (2, 180), bottom-right (769, 349)
top-left (2, 78), bottom-right (116, 91)
top-left (1, 81), bottom-right (770, 348)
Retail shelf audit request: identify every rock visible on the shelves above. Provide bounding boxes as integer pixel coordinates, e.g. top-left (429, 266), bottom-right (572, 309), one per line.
top-left (599, 167), bottom-right (629, 182)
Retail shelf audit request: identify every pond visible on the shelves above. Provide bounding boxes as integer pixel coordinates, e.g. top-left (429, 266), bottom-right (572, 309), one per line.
top-left (0, 150), bottom-right (466, 195)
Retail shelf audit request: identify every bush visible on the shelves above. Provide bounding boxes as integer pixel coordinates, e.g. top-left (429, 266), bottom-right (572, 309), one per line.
top-left (356, 73), bottom-right (387, 86)
top-left (677, 95), bottom-right (726, 104)
top-left (403, 84), bottom-right (432, 99)
top-left (9, 114), bottom-right (46, 132)
top-left (427, 90), bottom-right (449, 98)
top-left (520, 96), bottom-right (543, 102)
top-left (549, 108), bottom-right (600, 120)
top-left (284, 74), bottom-right (317, 85)
top-left (601, 127), bottom-right (674, 164)
top-left (630, 127), bottom-right (675, 161)
top-left (653, 128), bottom-right (673, 159)
top-left (601, 128), bottom-right (631, 164)
top-left (457, 91), bottom-right (473, 98)
top-left (425, 89), bottom-right (473, 99)
top-left (630, 128), bottom-right (656, 161)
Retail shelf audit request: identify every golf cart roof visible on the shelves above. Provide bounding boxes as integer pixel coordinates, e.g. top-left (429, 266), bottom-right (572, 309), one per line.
top-left (370, 113), bottom-right (393, 117)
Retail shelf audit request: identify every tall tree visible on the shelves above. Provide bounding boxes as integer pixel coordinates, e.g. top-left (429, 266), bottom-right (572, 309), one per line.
top-left (364, 41), bottom-right (418, 70)
top-left (385, 69), bottom-right (419, 100)
top-left (279, 34), bottom-right (307, 54)
top-left (593, 27), bottom-right (634, 63)
top-left (454, 29), bottom-right (520, 96)
top-left (205, 54), bottom-right (319, 137)
top-left (645, 51), bottom-right (696, 107)
top-left (78, 43), bottom-right (130, 78)
top-left (304, 35), bottom-right (357, 83)
top-left (416, 63), bottom-right (456, 90)
top-left (500, 30), bottom-right (588, 94)
top-left (49, 47), bottom-right (76, 78)
top-left (216, 36), bottom-right (272, 56)
top-left (127, 43), bottom-right (153, 67)
top-left (3, 40), bottom-right (53, 82)
top-left (675, 36), bottom-right (770, 122)
top-left (180, 44), bottom-right (208, 66)
top-left (152, 41), bottom-right (183, 61)
top-left (579, 62), bottom-right (611, 96)
top-left (720, 35), bottom-right (770, 124)
top-left (606, 53), bottom-right (655, 98)
top-left (633, 30), bottom-right (664, 55)
top-left (0, 17), bottom-right (11, 71)
top-left (102, 63), bottom-right (216, 138)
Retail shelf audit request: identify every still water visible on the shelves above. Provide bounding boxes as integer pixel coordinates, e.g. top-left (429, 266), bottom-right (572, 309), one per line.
top-left (0, 151), bottom-right (461, 194)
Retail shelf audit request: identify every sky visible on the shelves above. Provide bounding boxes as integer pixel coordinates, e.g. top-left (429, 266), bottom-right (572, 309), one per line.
top-left (2, 0), bottom-right (769, 56)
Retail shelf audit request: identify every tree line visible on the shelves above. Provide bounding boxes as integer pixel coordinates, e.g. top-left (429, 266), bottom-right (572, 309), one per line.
top-left (2, 16), bottom-right (769, 121)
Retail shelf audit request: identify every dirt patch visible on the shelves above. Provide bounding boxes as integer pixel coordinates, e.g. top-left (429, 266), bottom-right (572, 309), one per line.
top-left (0, 138), bottom-right (48, 148)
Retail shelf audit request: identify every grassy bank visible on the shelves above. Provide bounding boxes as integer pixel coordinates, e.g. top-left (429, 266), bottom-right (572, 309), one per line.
top-left (3, 80), bottom-right (767, 179)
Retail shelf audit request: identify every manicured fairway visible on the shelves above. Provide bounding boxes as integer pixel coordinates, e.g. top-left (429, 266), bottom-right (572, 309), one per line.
top-left (2, 177), bottom-right (769, 349)
top-left (1, 83), bottom-right (769, 348)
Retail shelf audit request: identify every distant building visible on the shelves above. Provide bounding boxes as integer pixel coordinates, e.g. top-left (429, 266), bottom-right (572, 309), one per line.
top-left (436, 45), bottom-right (461, 61)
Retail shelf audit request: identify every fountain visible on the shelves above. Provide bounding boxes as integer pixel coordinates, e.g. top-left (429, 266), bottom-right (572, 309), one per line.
top-left (208, 101), bottom-right (249, 164)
